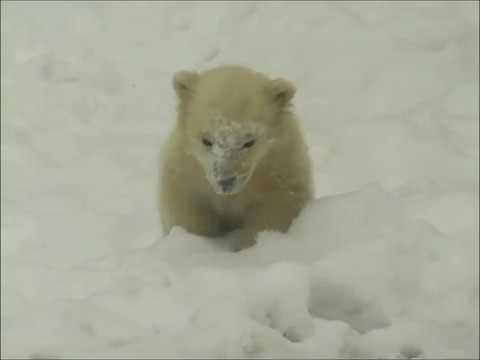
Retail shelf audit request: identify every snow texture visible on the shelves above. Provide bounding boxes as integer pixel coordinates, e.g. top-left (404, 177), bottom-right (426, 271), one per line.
top-left (1, 1), bottom-right (478, 359)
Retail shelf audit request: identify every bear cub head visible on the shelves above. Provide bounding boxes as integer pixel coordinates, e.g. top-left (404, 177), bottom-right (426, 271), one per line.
top-left (173, 65), bottom-right (296, 195)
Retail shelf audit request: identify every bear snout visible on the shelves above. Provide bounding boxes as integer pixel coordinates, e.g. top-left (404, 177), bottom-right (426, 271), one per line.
top-left (217, 176), bottom-right (237, 193)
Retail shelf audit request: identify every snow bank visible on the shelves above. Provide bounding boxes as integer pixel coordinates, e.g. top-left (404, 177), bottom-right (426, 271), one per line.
top-left (2, 185), bottom-right (477, 358)
top-left (1, 1), bottom-right (478, 359)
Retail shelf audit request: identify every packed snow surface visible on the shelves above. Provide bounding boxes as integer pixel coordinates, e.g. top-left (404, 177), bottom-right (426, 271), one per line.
top-left (1, 1), bottom-right (478, 358)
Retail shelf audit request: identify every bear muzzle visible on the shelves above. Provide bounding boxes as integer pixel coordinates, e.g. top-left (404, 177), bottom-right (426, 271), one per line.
top-left (217, 176), bottom-right (237, 193)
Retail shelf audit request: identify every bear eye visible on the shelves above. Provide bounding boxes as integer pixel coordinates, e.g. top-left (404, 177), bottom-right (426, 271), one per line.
top-left (202, 138), bottom-right (213, 147)
top-left (243, 139), bottom-right (256, 149)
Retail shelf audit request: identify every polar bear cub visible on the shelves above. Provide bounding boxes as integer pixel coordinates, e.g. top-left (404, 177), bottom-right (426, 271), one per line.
top-left (158, 65), bottom-right (314, 250)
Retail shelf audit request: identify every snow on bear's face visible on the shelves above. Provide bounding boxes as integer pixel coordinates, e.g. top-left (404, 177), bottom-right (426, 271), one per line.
top-left (191, 112), bottom-right (271, 195)
top-left (173, 66), bottom-right (296, 195)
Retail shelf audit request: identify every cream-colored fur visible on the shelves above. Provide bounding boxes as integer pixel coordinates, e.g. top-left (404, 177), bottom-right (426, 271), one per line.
top-left (158, 65), bottom-right (314, 250)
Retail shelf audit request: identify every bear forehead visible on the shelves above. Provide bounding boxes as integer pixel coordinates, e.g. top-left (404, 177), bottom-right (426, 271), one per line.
top-left (199, 87), bottom-right (271, 126)
top-left (206, 112), bottom-right (266, 141)
top-left (195, 87), bottom-right (266, 116)
top-left (210, 112), bottom-right (264, 130)
top-left (194, 68), bottom-right (269, 111)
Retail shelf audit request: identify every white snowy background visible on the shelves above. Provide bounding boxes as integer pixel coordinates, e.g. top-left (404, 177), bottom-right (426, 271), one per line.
top-left (1, 1), bottom-right (478, 359)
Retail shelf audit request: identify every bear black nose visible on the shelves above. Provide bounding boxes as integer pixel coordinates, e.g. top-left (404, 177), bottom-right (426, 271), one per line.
top-left (218, 176), bottom-right (236, 192)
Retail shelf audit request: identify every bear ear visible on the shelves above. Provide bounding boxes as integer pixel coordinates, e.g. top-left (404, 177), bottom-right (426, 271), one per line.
top-left (266, 78), bottom-right (296, 107)
top-left (173, 70), bottom-right (199, 102)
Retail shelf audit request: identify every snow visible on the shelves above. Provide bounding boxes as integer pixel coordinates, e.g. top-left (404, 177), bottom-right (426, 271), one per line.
top-left (1, 1), bottom-right (478, 358)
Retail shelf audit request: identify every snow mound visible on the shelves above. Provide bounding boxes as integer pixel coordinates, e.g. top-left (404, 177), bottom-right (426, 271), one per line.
top-left (2, 185), bottom-right (478, 359)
